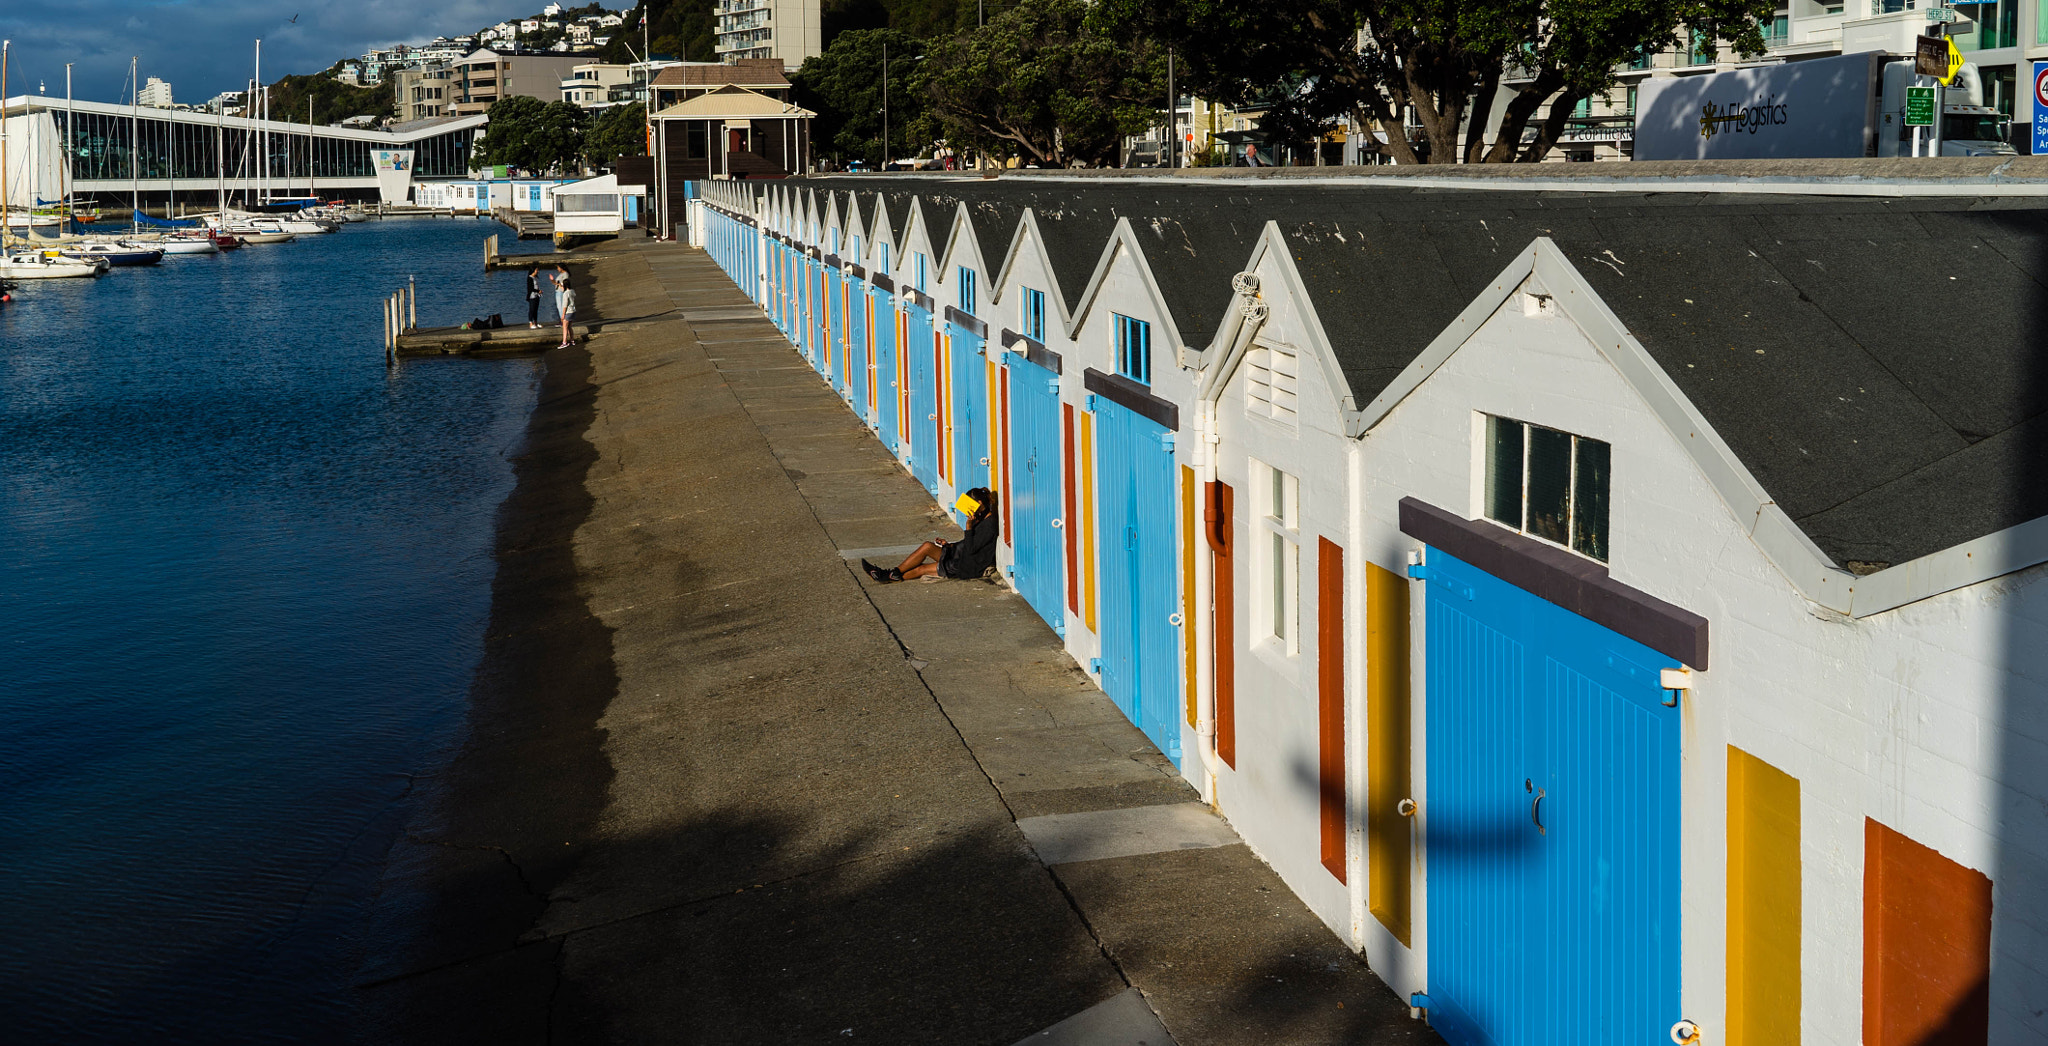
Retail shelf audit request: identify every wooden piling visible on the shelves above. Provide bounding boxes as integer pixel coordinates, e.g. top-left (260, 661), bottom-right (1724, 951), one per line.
top-left (408, 278), bottom-right (416, 331)
top-left (484, 234), bottom-right (499, 271)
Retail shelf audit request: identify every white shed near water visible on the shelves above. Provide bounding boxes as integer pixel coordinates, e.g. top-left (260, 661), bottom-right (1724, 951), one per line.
top-left (551, 173), bottom-right (646, 243)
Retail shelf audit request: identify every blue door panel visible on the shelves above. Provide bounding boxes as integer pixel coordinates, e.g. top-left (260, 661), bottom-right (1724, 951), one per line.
top-left (1423, 549), bottom-right (1680, 1046)
top-left (906, 305), bottom-right (937, 492)
top-left (1007, 356), bottom-right (1063, 629)
top-left (1093, 402), bottom-right (1180, 763)
top-left (950, 327), bottom-right (989, 500)
top-left (850, 281), bottom-right (870, 422)
top-left (874, 290), bottom-right (898, 452)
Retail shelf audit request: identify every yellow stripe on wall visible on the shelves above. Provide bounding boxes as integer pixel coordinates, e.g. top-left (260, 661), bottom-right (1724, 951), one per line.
top-left (1729, 745), bottom-right (1801, 1046)
top-left (1081, 411), bottom-right (1096, 634)
top-left (1182, 464), bottom-right (1197, 727)
top-left (1365, 562), bottom-right (1412, 947)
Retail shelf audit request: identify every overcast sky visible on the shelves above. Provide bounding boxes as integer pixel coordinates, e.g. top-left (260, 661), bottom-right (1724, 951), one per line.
top-left (1, 0), bottom-right (561, 105)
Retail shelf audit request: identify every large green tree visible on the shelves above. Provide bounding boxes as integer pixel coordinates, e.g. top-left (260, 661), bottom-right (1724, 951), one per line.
top-left (479, 97), bottom-right (592, 173)
top-left (793, 29), bottom-right (933, 167)
top-left (598, 1), bottom-right (715, 63)
top-left (585, 103), bottom-right (650, 166)
top-left (922, 0), bottom-right (1162, 167)
top-left (1092, 0), bottom-right (1774, 164)
top-left (264, 69), bottom-right (395, 126)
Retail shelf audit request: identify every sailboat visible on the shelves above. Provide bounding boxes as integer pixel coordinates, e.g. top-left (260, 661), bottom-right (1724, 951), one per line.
top-left (0, 41), bottom-right (104, 278)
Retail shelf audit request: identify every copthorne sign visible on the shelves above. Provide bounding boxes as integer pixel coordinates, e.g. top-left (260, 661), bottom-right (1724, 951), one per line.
top-left (1635, 52), bottom-right (1882, 160)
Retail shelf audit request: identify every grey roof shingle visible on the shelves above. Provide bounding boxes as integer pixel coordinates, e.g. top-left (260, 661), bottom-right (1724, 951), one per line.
top-left (792, 177), bottom-right (2048, 568)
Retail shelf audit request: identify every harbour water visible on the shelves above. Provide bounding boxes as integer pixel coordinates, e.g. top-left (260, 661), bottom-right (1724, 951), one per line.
top-left (0, 218), bottom-right (553, 1038)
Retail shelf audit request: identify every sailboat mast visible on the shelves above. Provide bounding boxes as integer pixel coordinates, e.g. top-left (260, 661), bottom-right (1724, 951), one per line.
top-left (215, 100), bottom-right (224, 218)
top-left (64, 64), bottom-right (73, 213)
top-left (130, 56), bottom-right (139, 228)
top-left (255, 39), bottom-right (264, 204)
top-left (3, 39), bottom-right (12, 248)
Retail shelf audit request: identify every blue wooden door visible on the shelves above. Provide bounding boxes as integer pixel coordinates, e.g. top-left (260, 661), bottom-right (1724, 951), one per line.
top-left (1093, 400), bottom-right (1181, 762)
top-left (949, 325), bottom-right (989, 502)
top-left (1006, 355), bottom-right (1063, 630)
top-left (906, 304), bottom-right (938, 493)
top-left (874, 290), bottom-right (898, 453)
top-left (1422, 549), bottom-right (1681, 1046)
top-left (849, 280), bottom-right (870, 423)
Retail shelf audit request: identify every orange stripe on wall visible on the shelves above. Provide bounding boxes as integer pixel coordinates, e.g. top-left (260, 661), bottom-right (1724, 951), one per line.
top-left (1208, 481), bottom-right (1236, 769)
top-left (1318, 537), bottom-right (1345, 884)
top-left (1863, 818), bottom-right (1992, 1046)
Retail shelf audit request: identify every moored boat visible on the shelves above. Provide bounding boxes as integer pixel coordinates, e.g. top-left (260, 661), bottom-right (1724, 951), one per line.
top-left (0, 251), bottom-right (108, 279)
top-left (60, 242), bottom-right (166, 267)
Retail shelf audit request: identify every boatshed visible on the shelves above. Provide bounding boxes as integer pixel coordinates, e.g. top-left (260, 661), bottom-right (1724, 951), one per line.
top-left (693, 176), bottom-right (2048, 1046)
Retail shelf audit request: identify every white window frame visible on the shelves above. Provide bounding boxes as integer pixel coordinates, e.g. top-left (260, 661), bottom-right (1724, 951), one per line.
top-left (1251, 458), bottom-right (1301, 657)
top-left (1475, 412), bottom-right (1611, 563)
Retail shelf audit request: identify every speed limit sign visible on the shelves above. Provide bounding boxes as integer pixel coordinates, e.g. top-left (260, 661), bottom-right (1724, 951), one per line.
top-left (2034, 62), bottom-right (2048, 153)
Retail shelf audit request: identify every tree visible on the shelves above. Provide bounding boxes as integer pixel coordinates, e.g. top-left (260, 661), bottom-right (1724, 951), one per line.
top-left (598, 1), bottom-right (715, 63)
top-left (794, 29), bottom-right (931, 167)
top-left (264, 70), bottom-right (395, 127)
top-left (585, 103), bottom-right (650, 166)
top-left (922, 0), bottom-right (1163, 168)
top-left (1092, 0), bottom-right (1772, 164)
top-left (478, 96), bottom-right (592, 173)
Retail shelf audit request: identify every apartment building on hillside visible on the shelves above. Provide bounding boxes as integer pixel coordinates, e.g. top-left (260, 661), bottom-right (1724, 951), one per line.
top-left (450, 49), bottom-right (586, 117)
top-left (713, 0), bottom-right (822, 71)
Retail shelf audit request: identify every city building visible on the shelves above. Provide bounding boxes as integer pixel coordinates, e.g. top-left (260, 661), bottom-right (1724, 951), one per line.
top-left (1, 92), bottom-right (484, 208)
top-left (713, 0), bottom-right (822, 71)
top-left (561, 63), bottom-right (632, 109)
top-left (392, 63), bottom-right (456, 123)
top-left (137, 77), bottom-right (173, 108)
top-left (449, 49), bottom-right (587, 116)
top-left (696, 174), bottom-right (2048, 1046)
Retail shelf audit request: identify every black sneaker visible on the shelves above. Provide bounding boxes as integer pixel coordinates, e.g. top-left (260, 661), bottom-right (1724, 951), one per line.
top-left (861, 559), bottom-right (892, 583)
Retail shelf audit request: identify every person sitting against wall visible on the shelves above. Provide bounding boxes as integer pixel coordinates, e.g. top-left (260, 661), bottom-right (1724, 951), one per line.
top-left (864, 488), bottom-right (1000, 584)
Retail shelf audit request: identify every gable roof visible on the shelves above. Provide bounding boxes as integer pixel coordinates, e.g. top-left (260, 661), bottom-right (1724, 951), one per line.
top-left (786, 177), bottom-right (2048, 582)
top-left (652, 84), bottom-right (813, 120)
top-left (651, 58), bottom-right (789, 88)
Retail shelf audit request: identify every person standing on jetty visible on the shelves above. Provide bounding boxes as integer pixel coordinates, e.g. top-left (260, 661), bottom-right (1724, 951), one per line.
top-left (553, 265), bottom-right (576, 349)
top-left (525, 265), bottom-right (543, 329)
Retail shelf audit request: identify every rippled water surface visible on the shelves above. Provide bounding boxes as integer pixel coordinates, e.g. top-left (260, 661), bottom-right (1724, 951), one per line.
top-left (0, 218), bottom-right (551, 1039)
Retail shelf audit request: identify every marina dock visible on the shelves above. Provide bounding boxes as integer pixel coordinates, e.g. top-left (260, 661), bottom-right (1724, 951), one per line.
top-left (393, 323), bottom-right (589, 357)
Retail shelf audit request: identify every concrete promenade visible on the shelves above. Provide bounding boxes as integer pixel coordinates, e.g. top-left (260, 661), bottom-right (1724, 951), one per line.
top-left (359, 239), bottom-right (1437, 1045)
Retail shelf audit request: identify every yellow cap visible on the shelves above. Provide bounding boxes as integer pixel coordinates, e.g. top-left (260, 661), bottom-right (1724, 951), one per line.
top-left (954, 493), bottom-right (982, 516)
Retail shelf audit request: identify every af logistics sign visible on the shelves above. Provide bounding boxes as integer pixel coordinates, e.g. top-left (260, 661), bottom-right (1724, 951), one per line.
top-left (2034, 62), bottom-right (2048, 155)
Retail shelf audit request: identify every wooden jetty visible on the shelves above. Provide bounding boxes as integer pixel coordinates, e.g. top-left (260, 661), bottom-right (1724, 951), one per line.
top-left (394, 323), bottom-right (589, 358)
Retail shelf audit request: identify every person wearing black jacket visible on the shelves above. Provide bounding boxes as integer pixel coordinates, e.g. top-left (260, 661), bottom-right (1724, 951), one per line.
top-left (864, 488), bottom-right (1000, 583)
top-left (525, 265), bottom-right (543, 329)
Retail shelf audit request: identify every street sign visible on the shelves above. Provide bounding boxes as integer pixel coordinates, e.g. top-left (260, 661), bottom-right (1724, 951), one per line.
top-left (1917, 34), bottom-right (1948, 77)
top-left (2033, 61), bottom-right (2048, 154)
top-left (1915, 33), bottom-right (1966, 85)
top-left (1907, 86), bottom-right (1936, 127)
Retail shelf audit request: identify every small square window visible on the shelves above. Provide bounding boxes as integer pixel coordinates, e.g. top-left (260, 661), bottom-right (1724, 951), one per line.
top-left (1482, 415), bottom-right (1611, 562)
top-left (1114, 314), bottom-right (1151, 384)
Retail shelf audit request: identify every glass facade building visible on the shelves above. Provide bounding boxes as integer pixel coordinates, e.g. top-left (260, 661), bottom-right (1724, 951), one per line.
top-left (52, 109), bottom-right (478, 181)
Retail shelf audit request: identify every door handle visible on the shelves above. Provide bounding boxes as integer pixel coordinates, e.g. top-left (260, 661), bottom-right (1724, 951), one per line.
top-left (1531, 787), bottom-right (1546, 836)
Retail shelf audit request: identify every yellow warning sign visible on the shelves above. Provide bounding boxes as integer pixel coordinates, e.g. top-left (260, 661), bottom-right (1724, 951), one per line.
top-left (1942, 35), bottom-right (1964, 85)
